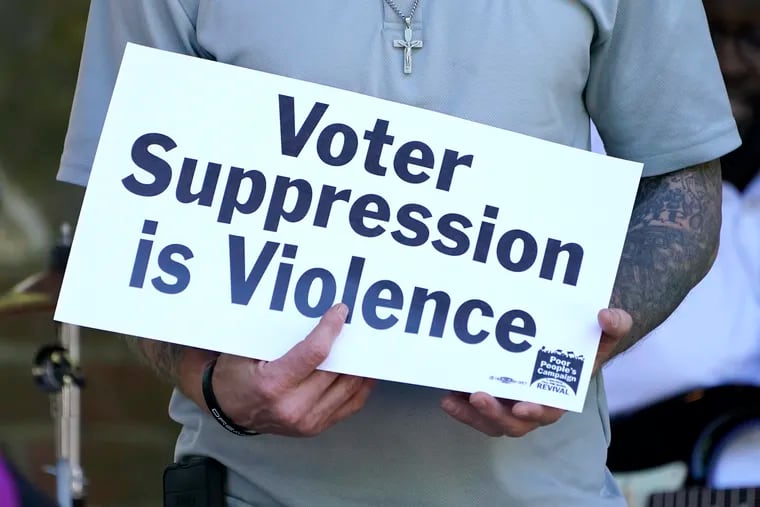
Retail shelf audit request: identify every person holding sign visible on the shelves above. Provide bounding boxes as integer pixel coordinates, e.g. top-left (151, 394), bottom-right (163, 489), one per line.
top-left (56, 1), bottom-right (740, 506)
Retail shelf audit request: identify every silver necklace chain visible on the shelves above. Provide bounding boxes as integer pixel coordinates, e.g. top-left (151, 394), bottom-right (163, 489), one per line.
top-left (383, 0), bottom-right (421, 22)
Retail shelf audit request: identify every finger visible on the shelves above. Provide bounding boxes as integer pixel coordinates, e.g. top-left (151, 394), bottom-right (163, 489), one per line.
top-left (264, 374), bottom-right (364, 436)
top-left (595, 308), bottom-right (632, 369)
top-left (285, 367), bottom-right (341, 398)
top-left (326, 378), bottom-right (376, 423)
top-left (510, 400), bottom-right (565, 425)
top-left (302, 374), bottom-right (366, 422)
top-left (254, 360), bottom-right (341, 410)
top-left (469, 393), bottom-right (546, 435)
top-left (440, 393), bottom-right (506, 437)
top-left (597, 308), bottom-right (632, 339)
top-left (265, 303), bottom-right (349, 386)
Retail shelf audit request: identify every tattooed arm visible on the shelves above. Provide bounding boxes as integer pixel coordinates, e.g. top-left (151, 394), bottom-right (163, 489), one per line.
top-left (438, 160), bottom-right (722, 437)
top-left (608, 159), bottom-right (723, 358)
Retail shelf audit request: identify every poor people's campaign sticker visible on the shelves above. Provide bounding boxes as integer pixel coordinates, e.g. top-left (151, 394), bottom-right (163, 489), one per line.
top-left (530, 347), bottom-right (585, 395)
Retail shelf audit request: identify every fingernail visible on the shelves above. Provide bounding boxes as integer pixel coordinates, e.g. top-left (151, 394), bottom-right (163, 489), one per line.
top-left (602, 308), bottom-right (617, 328)
top-left (611, 309), bottom-right (621, 327)
top-left (334, 303), bottom-right (349, 318)
top-left (471, 397), bottom-right (487, 411)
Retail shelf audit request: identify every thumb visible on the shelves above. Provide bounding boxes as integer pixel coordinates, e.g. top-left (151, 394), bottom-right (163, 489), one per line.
top-left (598, 308), bottom-right (632, 339)
top-left (265, 303), bottom-right (349, 385)
top-left (594, 308), bottom-right (632, 371)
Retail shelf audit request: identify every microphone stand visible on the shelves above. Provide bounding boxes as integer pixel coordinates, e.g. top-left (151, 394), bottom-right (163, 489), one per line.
top-left (31, 223), bottom-right (87, 507)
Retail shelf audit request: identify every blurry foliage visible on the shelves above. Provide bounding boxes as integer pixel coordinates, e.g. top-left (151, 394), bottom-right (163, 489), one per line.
top-left (0, 1), bottom-right (89, 226)
top-left (0, 0), bottom-right (90, 277)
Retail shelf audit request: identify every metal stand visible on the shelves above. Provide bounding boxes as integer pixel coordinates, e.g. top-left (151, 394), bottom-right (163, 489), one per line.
top-left (30, 224), bottom-right (87, 507)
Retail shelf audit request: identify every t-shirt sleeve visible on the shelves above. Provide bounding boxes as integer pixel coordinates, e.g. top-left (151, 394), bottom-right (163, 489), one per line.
top-left (586, 0), bottom-right (741, 177)
top-left (58, 0), bottom-right (207, 187)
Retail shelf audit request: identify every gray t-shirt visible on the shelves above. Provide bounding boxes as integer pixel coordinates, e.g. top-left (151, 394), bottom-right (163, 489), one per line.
top-left (58, 1), bottom-right (740, 506)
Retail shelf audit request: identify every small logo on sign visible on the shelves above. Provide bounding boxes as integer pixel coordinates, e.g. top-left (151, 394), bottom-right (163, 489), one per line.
top-left (530, 347), bottom-right (584, 395)
top-left (489, 376), bottom-right (527, 386)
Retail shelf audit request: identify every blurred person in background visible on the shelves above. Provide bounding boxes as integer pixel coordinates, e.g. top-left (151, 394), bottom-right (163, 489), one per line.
top-left (711, 0), bottom-right (760, 192)
top-left (602, 0), bottom-right (760, 497)
top-left (0, 450), bottom-right (56, 507)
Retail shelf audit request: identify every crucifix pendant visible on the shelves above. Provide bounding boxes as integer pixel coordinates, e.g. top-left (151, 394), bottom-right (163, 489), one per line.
top-left (393, 17), bottom-right (422, 74)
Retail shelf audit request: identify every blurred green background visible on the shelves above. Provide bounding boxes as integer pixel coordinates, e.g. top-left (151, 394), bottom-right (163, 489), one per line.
top-left (0, 2), bottom-right (176, 506)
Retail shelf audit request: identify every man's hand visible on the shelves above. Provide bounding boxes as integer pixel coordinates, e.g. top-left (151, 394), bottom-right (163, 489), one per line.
top-left (211, 303), bottom-right (375, 437)
top-left (440, 308), bottom-right (632, 437)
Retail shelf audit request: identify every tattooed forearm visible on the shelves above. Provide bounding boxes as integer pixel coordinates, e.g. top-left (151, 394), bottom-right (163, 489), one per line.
top-left (608, 159), bottom-right (722, 358)
top-left (126, 336), bottom-right (187, 384)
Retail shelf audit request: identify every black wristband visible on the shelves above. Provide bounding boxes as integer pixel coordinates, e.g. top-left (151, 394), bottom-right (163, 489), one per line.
top-left (202, 358), bottom-right (260, 436)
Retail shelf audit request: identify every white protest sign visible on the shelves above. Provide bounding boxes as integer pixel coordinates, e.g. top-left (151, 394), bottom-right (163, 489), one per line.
top-left (55, 43), bottom-right (642, 412)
